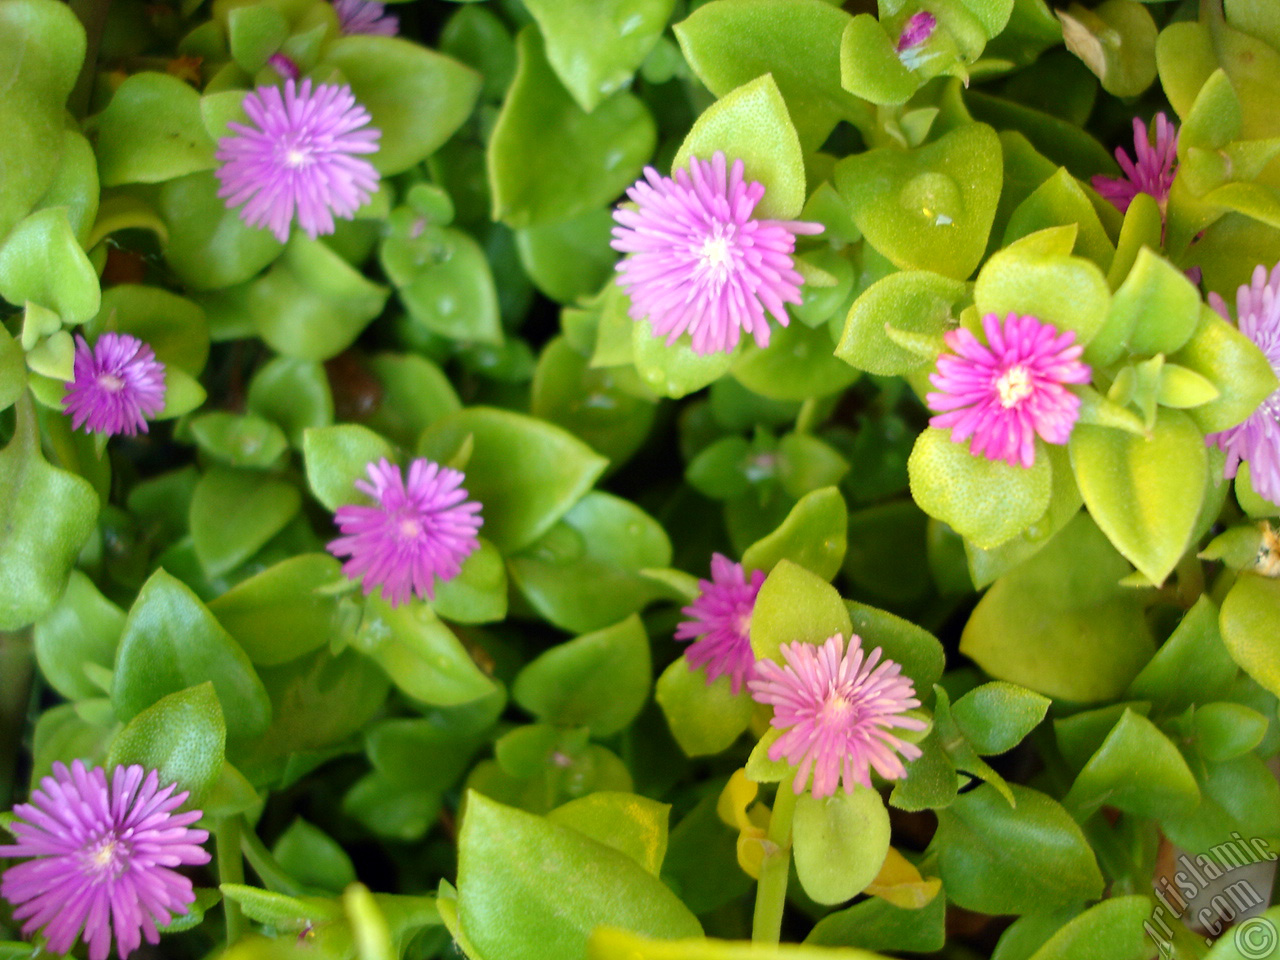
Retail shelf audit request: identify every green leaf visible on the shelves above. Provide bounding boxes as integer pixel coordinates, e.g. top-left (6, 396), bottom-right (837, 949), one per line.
top-left (837, 270), bottom-right (967, 376)
top-left (381, 225), bottom-right (502, 345)
top-left (190, 467), bottom-right (302, 578)
top-left (908, 427), bottom-right (1052, 550)
top-left (219, 884), bottom-right (338, 929)
top-left (1062, 709), bottom-right (1199, 818)
top-left (932, 783), bottom-right (1104, 915)
top-left (515, 210), bottom-right (617, 304)
top-left (0, 207), bottom-right (99, 323)
top-left (731, 324), bottom-right (857, 402)
top-left (91, 284), bottom-right (209, 375)
top-left (630, 317), bottom-right (736, 398)
top-left (1203, 906), bottom-right (1280, 960)
top-left (226, 5), bottom-right (286, 72)
top-left (33, 571), bottom-right (123, 701)
top-left (489, 27), bottom-right (655, 228)
top-left (107, 683), bottom-right (226, 804)
top-left (889, 731), bottom-right (958, 812)
top-left (835, 123), bottom-right (1002, 281)
top-left (209, 554), bottom-right (344, 667)
top-left (0, 400), bottom-right (98, 630)
top-left (749, 559), bottom-right (851, 663)
top-left (189, 412), bottom-right (289, 469)
top-left (1126, 596), bottom-right (1237, 711)
top-left (1100, 247), bottom-right (1201, 364)
top-left (1024, 896), bottom-right (1154, 960)
top-left (112, 569), bottom-right (272, 742)
top-left (655, 660), bottom-right (754, 758)
top-left (951, 682), bottom-right (1051, 756)
top-left (974, 240), bottom-right (1111, 347)
top-left (793, 787), bottom-right (891, 906)
top-left (362, 353), bottom-right (459, 451)
top-left (418, 407), bottom-right (608, 552)
top-left (1191, 702), bottom-right (1269, 762)
top-left (159, 171), bottom-right (283, 290)
top-left (806, 882), bottom-right (946, 952)
top-left (1004, 168), bottom-right (1114, 271)
top-left (433, 538), bottom-right (507, 625)
top-left (246, 357), bottom-right (334, 448)
top-left (547, 792), bottom-right (670, 876)
top-left (94, 72), bottom-right (215, 185)
top-left (1058, 0), bottom-right (1157, 98)
top-left (838, 14), bottom-right (920, 107)
top-left (35, 128), bottom-right (98, 245)
top-left (961, 514), bottom-right (1154, 702)
top-left (355, 596), bottom-right (496, 707)
top-left (1172, 303), bottom-right (1280, 435)
top-left (508, 491), bottom-right (671, 634)
top-left (1219, 574), bottom-right (1280, 699)
top-left (1069, 409), bottom-right (1207, 585)
top-left (0, 325), bottom-right (25, 412)
top-left (845, 602), bottom-right (946, 693)
top-left (524, 0), bottom-right (674, 112)
top-left (742, 486), bottom-right (847, 580)
top-left (673, 73), bottom-right (805, 221)
top-left (302, 424), bottom-right (396, 513)
top-left (673, 0), bottom-right (864, 151)
top-left (319, 37), bottom-right (482, 175)
top-left (458, 793), bottom-right (701, 960)
top-left (513, 615), bottom-right (651, 737)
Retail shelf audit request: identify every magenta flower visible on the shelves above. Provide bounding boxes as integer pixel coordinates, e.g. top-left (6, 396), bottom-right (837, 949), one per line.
top-left (749, 634), bottom-right (926, 798)
top-left (675, 553), bottom-right (766, 694)
top-left (266, 53), bottom-right (299, 81)
top-left (926, 313), bottom-right (1091, 469)
top-left (897, 11), bottom-right (937, 52)
top-left (611, 151), bottom-right (823, 356)
top-left (1206, 262), bottom-right (1280, 503)
top-left (0, 761), bottom-right (210, 960)
top-left (1092, 113), bottom-right (1178, 214)
top-left (215, 79), bottom-right (381, 243)
top-left (333, 0), bottom-right (398, 35)
top-left (62, 333), bottom-right (166, 437)
top-left (327, 457), bottom-right (483, 606)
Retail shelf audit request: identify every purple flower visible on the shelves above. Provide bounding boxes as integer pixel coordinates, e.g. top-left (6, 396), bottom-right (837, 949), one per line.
top-left (611, 151), bottom-right (823, 356)
top-left (215, 79), bottom-right (381, 244)
top-left (327, 457), bottom-right (483, 606)
top-left (62, 333), bottom-right (166, 437)
top-left (0, 761), bottom-right (210, 960)
top-left (1206, 262), bottom-right (1280, 503)
top-left (266, 53), bottom-right (299, 81)
top-left (333, 0), bottom-right (398, 35)
top-left (926, 313), bottom-right (1091, 469)
top-left (675, 553), bottom-right (766, 694)
top-left (748, 634), bottom-right (926, 798)
top-left (897, 11), bottom-right (937, 52)
top-left (1092, 113), bottom-right (1178, 214)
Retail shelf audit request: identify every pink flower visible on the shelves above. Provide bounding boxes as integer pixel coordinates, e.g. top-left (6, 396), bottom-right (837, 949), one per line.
top-left (215, 79), bottom-right (381, 243)
top-left (1206, 262), bottom-right (1280, 503)
top-left (327, 457), bottom-right (483, 606)
top-left (749, 634), bottom-right (926, 798)
top-left (0, 761), bottom-right (210, 960)
top-left (926, 313), bottom-right (1091, 468)
top-left (675, 553), bottom-right (765, 694)
top-left (1092, 113), bottom-right (1178, 214)
top-left (332, 0), bottom-right (398, 36)
top-left (611, 151), bottom-right (823, 356)
top-left (897, 11), bottom-right (937, 52)
top-left (62, 333), bottom-right (166, 437)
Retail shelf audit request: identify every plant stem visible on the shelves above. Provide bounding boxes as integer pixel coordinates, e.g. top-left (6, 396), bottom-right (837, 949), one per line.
top-left (0, 628), bottom-right (34, 809)
top-left (751, 784), bottom-right (798, 944)
top-left (216, 817), bottom-right (246, 946)
top-left (240, 824), bottom-right (307, 897)
top-left (68, 0), bottom-right (113, 119)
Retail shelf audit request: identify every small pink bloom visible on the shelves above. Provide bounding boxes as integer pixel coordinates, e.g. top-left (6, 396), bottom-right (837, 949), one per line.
top-left (612, 151), bottom-right (823, 356)
top-left (333, 0), bottom-right (398, 36)
top-left (327, 457), bottom-right (483, 606)
top-left (215, 79), bottom-right (381, 243)
top-left (897, 11), bottom-right (937, 52)
top-left (1206, 262), bottom-right (1280, 503)
top-left (749, 634), bottom-right (926, 798)
top-left (62, 333), bottom-right (166, 437)
top-left (1092, 113), bottom-right (1178, 214)
top-left (0, 761), bottom-right (210, 960)
top-left (675, 553), bottom-right (765, 694)
top-left (266, 53), bottom-right (299, 81)
top-left (927, 313), bottom-right (1091, 469)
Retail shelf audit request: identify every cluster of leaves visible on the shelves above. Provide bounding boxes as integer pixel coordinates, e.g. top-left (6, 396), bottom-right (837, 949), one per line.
top-left (1, 0), bottom-right (1280, 959)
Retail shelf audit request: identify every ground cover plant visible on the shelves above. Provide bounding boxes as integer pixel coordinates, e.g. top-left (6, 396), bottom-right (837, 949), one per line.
top-left (1, 0), bottom-right (1279, 958)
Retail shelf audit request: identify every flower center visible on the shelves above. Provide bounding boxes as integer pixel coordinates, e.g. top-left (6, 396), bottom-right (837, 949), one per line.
top-left (995, 365), bottom-right (1034, 408)
top-left (819, 691), bottom-right (857, 726)
top-left (697, 228), bottom-right (736, 285)
top-left (283, 141), bottom-right (313, 169)
top-left (397, 516), bottom-right (423, 541)
top-left (96, 372), bottom-right (126, 393)
top-left (84, 834), bottom-right (127, 878)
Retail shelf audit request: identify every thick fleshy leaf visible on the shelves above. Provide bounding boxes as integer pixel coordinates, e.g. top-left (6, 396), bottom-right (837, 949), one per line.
top-left (90, 284), bottom-right (209, 375)
top-left (189, 467), bottom-right (302, 578)
top-left (793, 787), bottom-right (891, 906)
top-left (95, 72), bottom-right (216, 185)
top-left (0, 207), bottom-right (99, 323)
top-left (1219, 574), bottom-right (1280, 699)
top-left (302, 424), bottom-right (396, 513)
top-left (524, 0), bottom-right (674, 113)
top-left (655, 660), bottom-right (753, 758)
top-left (1058, 0), bottom-right (1157, 98)
top-left (750, 559), bottom-right (851, 663)
top-left (489, 27), bottom-right (655, 228)
top-left (974, 238), bottom-right (1111, 346)
top-left (458, 793), bottom-right (701, 960)
top-left (112, 569), bottom-right (272, 741)
top-left (160, 171), bottom-right (284, 290)
top-left (731, 324), bottom-right (858, 402)
top-left (1126, 596), bottom-right (1237, 711)
top-left (1062, 709), bottom-right (1199, 818)
top-left (1022, 896), bottom-right (1154, 960)
top-left (932, 783), bottom-right (1103, 915)
top-left (32, 571), bottom-right (123, 701)
top-left (381, 225), bottom-right (502, 345)
top-left (107, 683), bottom-right (226, 804)
top-left (741, 486), bottom-right (847, 580)
top-left (837, 271), bottom-right (967, 376)
top-left (547, 792), bottom-right (670, 876)
top-left (951, 682), bottom-right (1051, 756)
top-left (1172, 303), bottom-right (1280, 435)
top-left (418, 407), bottom-right (608, 552)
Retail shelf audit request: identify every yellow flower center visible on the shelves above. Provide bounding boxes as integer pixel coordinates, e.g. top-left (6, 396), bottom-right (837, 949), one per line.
top-left (995, 365), bottom-right (1034, 408)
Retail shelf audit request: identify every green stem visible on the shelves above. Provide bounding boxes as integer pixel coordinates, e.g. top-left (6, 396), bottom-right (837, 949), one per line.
top-left (68, 0), bottom-right (113, 119)
top-left (240, 825), bottom-right (307, 897)
top-left (751, 785), bottom-right (798, 945)
top-left (0, 629), bottom-right (34, 809)
top-left (216, 817), bottom-right (246, 946)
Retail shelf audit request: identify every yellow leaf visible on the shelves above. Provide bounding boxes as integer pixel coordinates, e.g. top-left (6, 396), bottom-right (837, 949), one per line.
top-left (864, 846), bottom-right (942, 909)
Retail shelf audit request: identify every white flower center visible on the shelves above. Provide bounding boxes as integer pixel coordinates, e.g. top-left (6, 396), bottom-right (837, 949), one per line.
top-left (398, 516), bottom-right (423, 541)
top-left (995, 365), bottom-right (1034, 408)
top-left (85, 835), bottom-right (126, 878)
top-left (97, 373), bottom-right (125, 393)
top-left (284, 147), bottom-right (311, 169)
top-left (697, 229), bottom-right (737, 286)
top-left (820, 692), bottom-right (856, 725)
